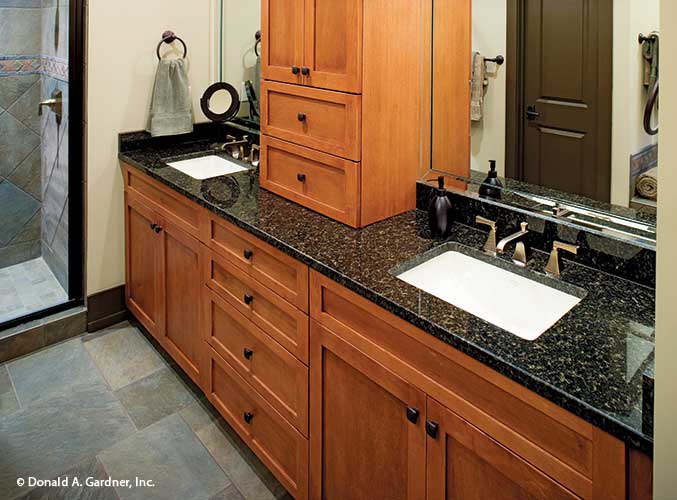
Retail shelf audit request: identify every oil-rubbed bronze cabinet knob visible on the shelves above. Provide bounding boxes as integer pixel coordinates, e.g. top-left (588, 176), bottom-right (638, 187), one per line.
top-left (244, 294), bottom-right (254, 305)
top-left (297, 112), bottom-right (307, 122)
top-left (406, 407), bottom-right (420, 424)
top-left (244, 348), bottom-right (254, 360)
top-left (297, 173), bottom-right (306, 183)
top-left (243, 412), bottom-right (254, 424)
top-left (244, 249), bottom-right (254, 260)
top-left (301, 67), bottom-right (310, 76)
top-left (292, 66), bottom-right (300, 75)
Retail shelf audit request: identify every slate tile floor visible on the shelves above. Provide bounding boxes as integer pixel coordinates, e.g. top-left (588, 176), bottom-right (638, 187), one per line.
top-left (0, 322), bottom-right (292, 500)
top-left (0, 258), bottom-right (68, 325)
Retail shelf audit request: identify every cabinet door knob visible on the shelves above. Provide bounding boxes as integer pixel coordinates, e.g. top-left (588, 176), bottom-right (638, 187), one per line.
top-left (406, 407), bottom-right (420, 424)
top-left (297, 173), bottom-right (306, 183)
top-left (244, 294), bottom-right (254, 305)
top-left (426, 420), bottom-right (440, 439)
top-left (154, 225), bottom-right (163, 234)
top-left (150, 223), bottom-right (157, 231)
top-left (292, 66), bottom-right (300, 75)
top-left (243, 412), bottom-right (254, 424)
top-left (244, 249), bottom-right (254, 260)
top-left (301, 67), bottom-right (310, 76)
top-left (297, 112), bottom-right (306, 122)
top-left (244, 348), bottom-right (254, 360)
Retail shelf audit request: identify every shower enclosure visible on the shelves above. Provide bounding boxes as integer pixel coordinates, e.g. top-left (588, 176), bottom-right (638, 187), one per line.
top-left (0, 0), bottom-right (84, 329)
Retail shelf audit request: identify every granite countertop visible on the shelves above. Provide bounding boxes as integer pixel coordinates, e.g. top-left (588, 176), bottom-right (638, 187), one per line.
top-left (119, 132), bottom-right (655, 454)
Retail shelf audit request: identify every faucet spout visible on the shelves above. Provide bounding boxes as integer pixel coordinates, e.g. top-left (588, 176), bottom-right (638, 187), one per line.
top-left (496, 222), bottom-right (529, 253)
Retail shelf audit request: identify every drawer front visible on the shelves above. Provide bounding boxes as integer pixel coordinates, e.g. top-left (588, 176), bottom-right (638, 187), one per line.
top-left (260, 136), bottom-right (360, 227)
top-left (123, 164), bottom-right (201, 237)
top-left (261, 81), bottom-right (361, 161)
top-left (310, 271), bottom-right (599, 499)
top-left (202, 212), bottom-right (309, 312)
top-left (206, 346), bottom-right (309, 500)
top-left (203, 248), bottom-right (309, 364)
top-left (203, 287), bottom-right (309, 436)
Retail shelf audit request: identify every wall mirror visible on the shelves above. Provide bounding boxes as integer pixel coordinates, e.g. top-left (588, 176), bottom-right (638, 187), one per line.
top-left (428, 0), bottom-right (659, 246)
top-left (215, 0), bottom-right (261, 129)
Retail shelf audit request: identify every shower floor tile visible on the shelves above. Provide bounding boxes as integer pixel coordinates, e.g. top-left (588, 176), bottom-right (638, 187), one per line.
top-left (0, 257), bottom-right (67, 326)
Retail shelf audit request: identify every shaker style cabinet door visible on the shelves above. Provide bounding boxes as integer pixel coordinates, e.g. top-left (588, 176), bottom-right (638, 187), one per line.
top-left (125, 193), bottom-right (164, 340)
top-left (426, 398), bottom-right (581, 500)
top-left (158, 219), bottom-right (205, 388)
top-left (309, 321), bottom-right (426, 500)
top-left (261, 0), bottom-right (305, 85)
top-left (303, 0), bottom-right (362, 93)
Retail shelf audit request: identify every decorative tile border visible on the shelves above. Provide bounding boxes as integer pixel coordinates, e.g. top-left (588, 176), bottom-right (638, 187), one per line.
top-left (0, 55), bottom-right (68, 82)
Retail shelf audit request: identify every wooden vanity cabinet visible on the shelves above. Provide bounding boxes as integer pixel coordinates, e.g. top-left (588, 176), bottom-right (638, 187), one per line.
top-left (124, 168), bottom-right (206, 388)
top-left (261, 0), bottom-right (429, 227)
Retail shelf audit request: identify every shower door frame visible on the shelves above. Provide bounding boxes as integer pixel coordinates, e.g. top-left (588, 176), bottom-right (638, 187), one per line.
top-left (0, 0), bottom-right (86, 331)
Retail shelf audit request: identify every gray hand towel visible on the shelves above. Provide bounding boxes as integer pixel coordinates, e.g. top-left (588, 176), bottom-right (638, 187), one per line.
top-left (147, 58), bottom-right (193, 137)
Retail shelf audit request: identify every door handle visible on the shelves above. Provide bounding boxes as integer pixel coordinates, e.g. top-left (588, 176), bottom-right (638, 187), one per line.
top-left (526, 105), bottom-right (540, 121)
top-left (38, 89), bottom-right (63, 124)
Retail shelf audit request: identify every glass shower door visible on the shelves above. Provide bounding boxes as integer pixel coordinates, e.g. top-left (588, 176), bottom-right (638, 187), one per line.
top-left (0, 0), bottom-right (81, 328)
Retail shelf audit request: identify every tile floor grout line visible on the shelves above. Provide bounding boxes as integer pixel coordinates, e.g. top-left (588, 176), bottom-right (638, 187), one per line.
top-left (6, 362), bottom-right (23, 412)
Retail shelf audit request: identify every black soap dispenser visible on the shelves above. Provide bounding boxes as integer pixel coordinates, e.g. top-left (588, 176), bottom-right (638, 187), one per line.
top-left (479, 160), bottom-right (503, 200)
top-left (428, 176), bottom-right (453, 238)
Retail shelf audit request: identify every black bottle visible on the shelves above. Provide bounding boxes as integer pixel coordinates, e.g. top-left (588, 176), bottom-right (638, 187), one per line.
top-left (428, 176), bottom-right (453, 239)
top-left (479, 160), bottom-right (503, 200)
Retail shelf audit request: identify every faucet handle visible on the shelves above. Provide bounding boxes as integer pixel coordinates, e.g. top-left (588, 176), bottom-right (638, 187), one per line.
top-left (545, 241), bottom-right (579, 277)
top-left (475, 216), bottom-right (497, 255)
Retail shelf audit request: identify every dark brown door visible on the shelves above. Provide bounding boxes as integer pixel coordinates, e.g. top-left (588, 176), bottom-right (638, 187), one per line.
top-left (310, 321), bottom-right (426, 500)
top-left (508, 0), bottom-right (612, 202)
top-left (426, 398), bottom-right (581, 500)
top-left (159, 218), bottom-right (205, 388)
top-left (125, 193), bottom-right (163, 339)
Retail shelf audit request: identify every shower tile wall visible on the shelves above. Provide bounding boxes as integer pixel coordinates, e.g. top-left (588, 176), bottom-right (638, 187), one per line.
top-left (41, 0), bottom-right (69, 292)
top-left (0, 1), bottom-right (43, 269)
top-left (0, 0), bottom-right (69, 292)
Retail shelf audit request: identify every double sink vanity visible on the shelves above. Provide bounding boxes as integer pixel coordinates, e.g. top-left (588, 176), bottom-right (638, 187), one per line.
top-left (119, 123), bottom-right (654, 500)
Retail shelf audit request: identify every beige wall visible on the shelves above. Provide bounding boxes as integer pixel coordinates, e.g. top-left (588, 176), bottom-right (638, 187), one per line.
top-left (655, 0), bottom-right (676, 496)
top-left (86, 1), bottom-right (215, 295)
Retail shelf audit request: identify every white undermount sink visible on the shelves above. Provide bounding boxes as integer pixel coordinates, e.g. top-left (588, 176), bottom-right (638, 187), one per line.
top-left (397, 250), bottom-right (583, 341)
top-left (167, 155), bottom-right (248, 180)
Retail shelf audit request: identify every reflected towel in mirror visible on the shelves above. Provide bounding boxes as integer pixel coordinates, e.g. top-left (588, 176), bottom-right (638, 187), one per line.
top-left (471, 52), bottom-right (486, 121)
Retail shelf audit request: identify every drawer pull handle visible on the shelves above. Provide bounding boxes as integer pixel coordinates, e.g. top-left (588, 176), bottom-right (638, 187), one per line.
top-left (297, 173), bottom-right (306, 183)
top-left (406, 407), bottom-right (420, 424)
top-left (426, 420), bottom-right (440, 439)
top-left (301, 67), bottom-right (310, 76)
top-left (244, 294), bottom-right (254, 305)
top-left (244, 348), bottom-right (254, 360)
top-left (291, 66), bottom-right (300, 75)
top-left (244, 249), bottom-right (254, 260)
top-left (244, 412), bottom-right (254, 424)
top-left (297, 112), bottom-right (306, 122)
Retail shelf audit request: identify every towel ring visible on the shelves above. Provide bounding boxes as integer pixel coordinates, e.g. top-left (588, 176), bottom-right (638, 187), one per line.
top-left (157, 31), bottom-right (188, 61)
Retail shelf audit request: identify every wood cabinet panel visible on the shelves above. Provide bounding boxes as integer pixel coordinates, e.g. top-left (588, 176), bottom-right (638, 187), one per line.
top-left (159, 220), bottom-right (205, 387)
top-left (206, 346), bottom-right (309, 500)
top-left (260, 136), bottom-right (360, 227)
top-left (202, 211), bottom-right (309, 312)
top-left (309, 271), bottom-right (629, 499)
top-left (123, 165), bottom-right (201, 237)
top-left (125, 191), bottom-right (163, 339)
top-left (427, 398), bottom-right (581, 500)
top-left (203, 287), bottom-right (309, 436)
top-left (310, 320), bottom-right (426, 500)
top-left (261, 81), bottom-right (361, 160)
top-left (204, 247), bottom-right (309, 364)
top-left (303, 0), bottom-right (362, 93)
top-left (261, 0), bottom-right (305, 85)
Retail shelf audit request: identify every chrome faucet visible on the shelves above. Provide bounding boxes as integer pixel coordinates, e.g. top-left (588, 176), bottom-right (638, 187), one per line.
top-left (497, 222), bottom-right (530, 267)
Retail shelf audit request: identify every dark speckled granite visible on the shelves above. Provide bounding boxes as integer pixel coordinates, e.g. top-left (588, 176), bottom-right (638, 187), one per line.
top-left (120, 131), bottom-right (655, 455)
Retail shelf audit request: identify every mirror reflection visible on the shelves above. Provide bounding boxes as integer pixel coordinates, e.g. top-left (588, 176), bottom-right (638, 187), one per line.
top-left (218, 0), bottom-right (261, 127)
top-left (431, 0), bottom-right (659, 232)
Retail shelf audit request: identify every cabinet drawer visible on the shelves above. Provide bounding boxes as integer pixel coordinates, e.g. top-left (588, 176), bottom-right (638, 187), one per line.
top-left (203, 248), bottom-right (309, 364)
top-left (123, 164), bottom-right (201, 237)
top-left (203, 287), bottom-right (309, 436)
top-left (310, 270), bottom-right (616, 500)
top-left (261, 81), bottom-right (361, 161)
top-left (202, 212), bottom-right (309, 312)
top-left (206, 345), bottom-right (309, 500)
top-left (260, 136), bottom-right (360, 227)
